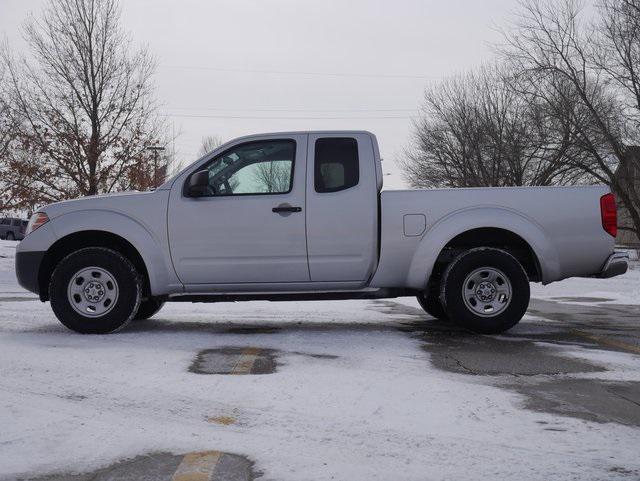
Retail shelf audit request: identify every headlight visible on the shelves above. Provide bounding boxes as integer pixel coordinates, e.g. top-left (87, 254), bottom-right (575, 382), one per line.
top-left (25, 212), bottom-right (49, 236)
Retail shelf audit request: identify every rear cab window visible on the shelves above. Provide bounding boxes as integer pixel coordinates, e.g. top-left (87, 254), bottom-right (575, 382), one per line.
top-left (314, 138), bottom-right (359, 193)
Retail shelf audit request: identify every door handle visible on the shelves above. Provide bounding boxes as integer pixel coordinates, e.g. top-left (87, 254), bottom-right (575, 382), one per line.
top-left (272, 205), bottom-right (302, 213)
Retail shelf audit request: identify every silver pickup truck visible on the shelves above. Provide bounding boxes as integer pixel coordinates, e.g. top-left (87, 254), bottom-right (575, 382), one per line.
top-left (15, 131), bottom-right (628, 334)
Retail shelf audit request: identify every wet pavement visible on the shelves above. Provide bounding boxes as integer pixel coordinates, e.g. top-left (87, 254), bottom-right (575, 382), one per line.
top-left (386, 297), bottom-right (640, 428)
top-left (26, 451), bottom-right (255, 481)
top-left (509, 379), bottom-right (640, 426)
top-left (0, 296), bottom-right (39, 303)
top-left (421, 333), bottom-right (605, 376)
top-left (527, 298), bottom-right (640, 353)
top-left (190, 347), bottom-right (278, 375)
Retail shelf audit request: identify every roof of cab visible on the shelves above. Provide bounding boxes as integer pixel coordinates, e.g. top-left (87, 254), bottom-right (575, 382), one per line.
top-left (227, 130), bottom-right (377, 141)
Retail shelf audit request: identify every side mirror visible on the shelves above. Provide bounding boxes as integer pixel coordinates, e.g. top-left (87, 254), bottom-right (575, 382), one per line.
top-left (187, 170), bottom-right (209, 197)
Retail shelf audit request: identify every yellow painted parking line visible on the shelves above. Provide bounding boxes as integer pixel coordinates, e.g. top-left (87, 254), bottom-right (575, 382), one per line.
top-left (571, 330), bottom-right (640, 355)
top-left (206, 415), bottom-right (236, 425)
top-left (231, 347), bottom-right (261, 374)
top-left (172, 451), bottom-right (222, 481)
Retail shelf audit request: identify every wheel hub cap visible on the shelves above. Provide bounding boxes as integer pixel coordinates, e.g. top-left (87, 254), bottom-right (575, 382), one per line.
top-left (462, 267), bottom-right (512, 318)
top-left (83, 281), bottom-right (106, 303)
top-left (475, 281), bottom-right (497, 302)
top-left (67, 267), bottom-right (119, 318)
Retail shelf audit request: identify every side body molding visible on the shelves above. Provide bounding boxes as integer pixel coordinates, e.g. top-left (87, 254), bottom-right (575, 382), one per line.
top-left (49, 209), bottom-right (182, 296)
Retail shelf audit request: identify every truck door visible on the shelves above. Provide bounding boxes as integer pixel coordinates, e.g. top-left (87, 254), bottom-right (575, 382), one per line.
top-left (306, 133), bottom-right (379, 282)
top-left (168, 135), bottom-right (309, 285)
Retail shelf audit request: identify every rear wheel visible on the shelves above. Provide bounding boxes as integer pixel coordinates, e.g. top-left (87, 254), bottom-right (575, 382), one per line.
top-left (441, 248), bottom-right (529, 334)
top-left (134, 298), bottom-right (165, 320)
top-left (49, 247), bottom-right (142, 334)
top-left (6, 232), bottom-right (14, 241)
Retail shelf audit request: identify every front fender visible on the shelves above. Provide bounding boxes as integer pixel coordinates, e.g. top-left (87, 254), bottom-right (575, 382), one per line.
top-left (49, 210), bottom-right (181, 296)
top-left (405, 206), bottom-right (559, 289)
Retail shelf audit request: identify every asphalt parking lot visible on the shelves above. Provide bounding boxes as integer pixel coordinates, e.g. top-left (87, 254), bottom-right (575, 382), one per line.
top-left (1, 290), bottom-right (639, 481)
top-left (398, 298), bottom-right (640, 426)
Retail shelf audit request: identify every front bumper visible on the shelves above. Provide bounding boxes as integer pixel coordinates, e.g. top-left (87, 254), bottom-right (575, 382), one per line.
top-left (598, 251), bottom-right (629, 279)
top-left (15, 251), bottom-right (45, 295)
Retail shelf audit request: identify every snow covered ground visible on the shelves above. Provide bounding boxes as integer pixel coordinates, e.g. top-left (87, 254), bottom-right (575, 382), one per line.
top-left (1, 239), bottom-right (639, 481)
top-left (531, 263), bottom-right (640, 305)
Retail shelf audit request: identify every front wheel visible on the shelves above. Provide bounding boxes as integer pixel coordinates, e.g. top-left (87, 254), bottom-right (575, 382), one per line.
top-left (441, 248), bottom-right (530, 334)
top-left (49, 247), bottom-right (142, 334)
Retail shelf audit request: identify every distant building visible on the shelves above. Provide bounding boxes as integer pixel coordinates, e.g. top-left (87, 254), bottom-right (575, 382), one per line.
top-left (615, 146), bottom-right (640, 247)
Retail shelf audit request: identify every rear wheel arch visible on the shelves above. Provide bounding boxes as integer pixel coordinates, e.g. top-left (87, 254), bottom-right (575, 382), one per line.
top-left (414, 227), bottom-right (539, 321)
top-left (406, 206), bottom-right (558, 290)
top-left (38, 231), bottom-right (150, 301)
top-left (433, 228), bottom-right (542, 283)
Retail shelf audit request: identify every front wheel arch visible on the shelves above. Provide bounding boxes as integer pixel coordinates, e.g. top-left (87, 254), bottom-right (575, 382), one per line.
top-left (38, 231), bottom-right (150, 301)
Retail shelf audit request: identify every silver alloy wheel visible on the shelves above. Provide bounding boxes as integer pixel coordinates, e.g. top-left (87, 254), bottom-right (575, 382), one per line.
top-left (67, 266), bottom-right (119, 318)
top-left (462, 267), bottom-right (512, 317)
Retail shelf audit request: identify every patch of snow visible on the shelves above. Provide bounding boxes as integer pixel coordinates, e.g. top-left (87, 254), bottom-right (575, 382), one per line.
top-left (530, 265), bottom-right (640, 305)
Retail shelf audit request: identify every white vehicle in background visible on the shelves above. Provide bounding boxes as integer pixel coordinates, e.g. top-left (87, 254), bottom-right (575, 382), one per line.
top-left (15, 131), bottom-right (628, 334)
top-left (0, 217), bottom-right (28, 241)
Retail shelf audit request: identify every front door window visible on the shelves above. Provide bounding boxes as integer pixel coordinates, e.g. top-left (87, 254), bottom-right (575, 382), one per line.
top-left (202, 140), bottom-right (295, 196)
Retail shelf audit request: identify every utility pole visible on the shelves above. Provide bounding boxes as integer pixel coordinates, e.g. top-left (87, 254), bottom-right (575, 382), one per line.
top-left (146, 146), bottom-right (166, 188)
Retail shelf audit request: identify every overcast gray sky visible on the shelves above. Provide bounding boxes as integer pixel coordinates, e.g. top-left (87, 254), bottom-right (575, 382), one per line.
top-left (0, 0), bottom-right (516, 188)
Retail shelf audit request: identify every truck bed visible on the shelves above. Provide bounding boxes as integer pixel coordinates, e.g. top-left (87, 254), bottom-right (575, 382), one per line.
top-left (371, 185), bottom-right (613, 289)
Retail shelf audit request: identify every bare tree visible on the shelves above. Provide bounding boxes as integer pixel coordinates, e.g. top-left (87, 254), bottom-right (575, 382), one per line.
top-left (252, 161), bottom-right (292, 193)
top-left (501, 0), bottom-right (640, 237)
top-left (402, 63), bottom-right (586, 188)
top-left (1, 0), bottom-right (171, 209)
top-left (199, 135), bottom-right (223, 156)
top-left (0, 46), bottom-right (22, 212)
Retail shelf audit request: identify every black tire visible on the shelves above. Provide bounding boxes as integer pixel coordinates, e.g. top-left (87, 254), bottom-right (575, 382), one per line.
top-left (6, 231), bottom-right (14, 241)
top-left (134, 298), bottom-right (165, 320)
top-left (49, 247), bottom-right (142, 334)
top-left (416, 281), bottom-right (448, 320)
top-left (441, 248), bottom-right (530, 334)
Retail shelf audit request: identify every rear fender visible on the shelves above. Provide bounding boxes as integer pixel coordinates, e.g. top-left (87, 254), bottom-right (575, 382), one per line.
top-left (406, 206), bottom-right (558, 289)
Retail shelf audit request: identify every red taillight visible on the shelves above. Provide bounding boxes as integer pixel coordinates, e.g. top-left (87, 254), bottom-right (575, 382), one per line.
top-left (600, 193), bottom-right (617, 238)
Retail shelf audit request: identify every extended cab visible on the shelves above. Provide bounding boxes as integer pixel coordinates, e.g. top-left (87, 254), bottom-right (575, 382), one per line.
top-left (15, 131), bottom-right (628, 334)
